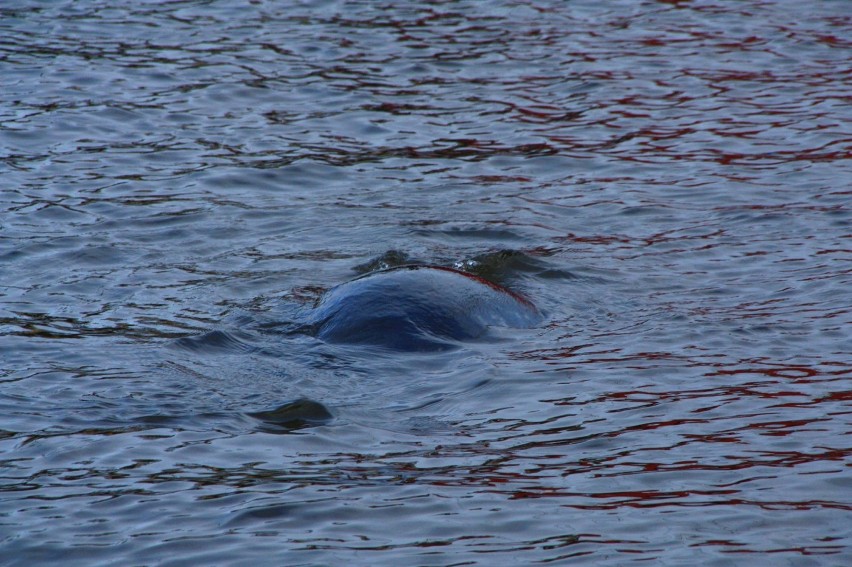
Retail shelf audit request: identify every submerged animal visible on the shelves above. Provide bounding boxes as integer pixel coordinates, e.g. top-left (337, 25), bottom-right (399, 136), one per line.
top-left (305, 265), bottom-right (541, 351)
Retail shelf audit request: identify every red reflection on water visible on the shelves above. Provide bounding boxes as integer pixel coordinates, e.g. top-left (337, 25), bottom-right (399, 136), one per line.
top-left (505, 489), bottom-right (852, 512)
top-left (821, 390), bottom-right (852, 402)
top-left (556, 233), bottom-right (630, 245)
top-left (690, 540), bottom-right (845, 556)
top-left (512, 104), bottom-right (583, 124)
top-left (453, 174), bottom-right (533, 184)
top-left (707, 366), bottom-right (821, 379)
top-left (815, 34), bottom-right (845, 46)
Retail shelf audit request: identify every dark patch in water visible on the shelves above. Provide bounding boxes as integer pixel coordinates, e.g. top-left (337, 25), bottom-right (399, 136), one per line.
top-left (353, 249), bottom-right (412, 274)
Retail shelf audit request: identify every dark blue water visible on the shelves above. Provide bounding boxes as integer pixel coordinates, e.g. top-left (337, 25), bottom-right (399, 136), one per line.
top-left (2, 1), bottom-right (850, 565)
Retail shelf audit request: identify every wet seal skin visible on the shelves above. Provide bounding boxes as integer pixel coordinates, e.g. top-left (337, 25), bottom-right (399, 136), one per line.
top-left (248, 399), bottom-right (333, 432)
top-left (306, 265), bottom-right (542, 351)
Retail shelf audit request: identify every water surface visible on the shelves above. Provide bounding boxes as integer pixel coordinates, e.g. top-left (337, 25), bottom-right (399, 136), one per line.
top-left (1, 1), bottom-right (850, 565)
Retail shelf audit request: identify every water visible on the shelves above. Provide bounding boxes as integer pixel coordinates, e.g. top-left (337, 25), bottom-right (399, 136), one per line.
top-left (1, 0), bottom-right (850, 564)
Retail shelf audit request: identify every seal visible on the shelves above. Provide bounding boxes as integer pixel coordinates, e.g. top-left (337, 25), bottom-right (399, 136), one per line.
top-left (306, 265), bottom-right (541, 350)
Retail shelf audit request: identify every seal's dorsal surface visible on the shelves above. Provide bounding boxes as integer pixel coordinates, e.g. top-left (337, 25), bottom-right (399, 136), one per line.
top-left (308, 265), bottom-right (541, 351)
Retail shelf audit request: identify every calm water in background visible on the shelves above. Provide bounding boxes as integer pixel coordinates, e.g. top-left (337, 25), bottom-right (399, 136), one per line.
top-left (1, 0), bottom-right (850, 565)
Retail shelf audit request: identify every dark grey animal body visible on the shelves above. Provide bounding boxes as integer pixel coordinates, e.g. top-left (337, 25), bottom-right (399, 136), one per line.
top-left (307, 265), bottom-right (541, 351)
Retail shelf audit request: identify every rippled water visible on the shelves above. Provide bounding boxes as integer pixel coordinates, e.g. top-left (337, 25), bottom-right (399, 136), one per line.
top-left (2, 0), bottom-right (850, 564)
